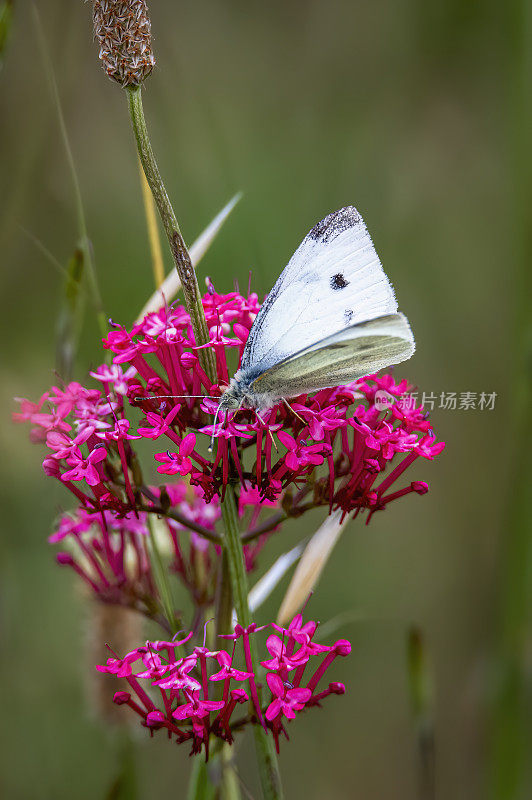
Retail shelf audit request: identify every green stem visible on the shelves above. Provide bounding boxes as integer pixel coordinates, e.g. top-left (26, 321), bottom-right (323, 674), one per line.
top-left (215, 548), bottom-right (234, 639)
top-left (187, 757), bottom-right (215, 800)
top-left (221, 486), bottom-right (284, 800)
top-left (126, 85), bottom-right (216, 383)
top-left (219, 743), bottom-right (241, 800)
top-left (146, 515), bottom-right (178, 635)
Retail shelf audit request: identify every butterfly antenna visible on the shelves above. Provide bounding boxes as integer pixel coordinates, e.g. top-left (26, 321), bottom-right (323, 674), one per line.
top-left (134, 394), bottom-right (217, 402)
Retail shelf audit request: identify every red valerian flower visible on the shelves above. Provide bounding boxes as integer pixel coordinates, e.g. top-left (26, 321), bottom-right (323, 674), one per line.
top-left (61, 444), bottom-right (107, 486)
top-left (265, 673), bottom-right (311, 721)
top-left (97, 612), bottom-right (349, 756)
top-left (47, 482), bottom-right (282, 618)
top-left (154, 433), bottom-right (197, 477)
top-left (14, 289), bottom-right (444, 558)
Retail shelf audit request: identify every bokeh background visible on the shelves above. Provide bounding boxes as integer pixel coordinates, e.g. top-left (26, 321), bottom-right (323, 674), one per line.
top-left (1, 1), bottom-right (530, 799)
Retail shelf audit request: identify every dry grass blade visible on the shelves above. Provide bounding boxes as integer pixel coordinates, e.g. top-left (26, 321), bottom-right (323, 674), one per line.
top-left (277, 510), bottom-right (349, 625)
top-left (135, 193), bottom-right (242, 322)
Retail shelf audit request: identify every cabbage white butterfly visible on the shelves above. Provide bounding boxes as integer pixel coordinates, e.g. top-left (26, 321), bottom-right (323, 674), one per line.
top-left (220, 206), bottom-right (415, 413)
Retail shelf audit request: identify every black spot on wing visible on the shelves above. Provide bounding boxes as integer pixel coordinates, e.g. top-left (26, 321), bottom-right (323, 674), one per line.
top-left (308, 206), bottom-right (361, 243)
top-left (330, 273), bottom-right (350, 291)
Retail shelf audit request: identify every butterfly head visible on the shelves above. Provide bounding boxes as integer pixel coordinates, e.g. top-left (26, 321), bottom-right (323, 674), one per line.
top-left (219, 370), bottom-right (256, 410)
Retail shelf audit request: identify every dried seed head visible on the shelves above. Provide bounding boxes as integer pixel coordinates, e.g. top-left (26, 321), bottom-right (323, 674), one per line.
top-left (92, 0), bottom-right (155, 87)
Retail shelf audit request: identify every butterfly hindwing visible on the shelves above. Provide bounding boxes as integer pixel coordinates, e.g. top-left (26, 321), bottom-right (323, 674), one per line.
top-left (249, 313), bottom-right (415, 399)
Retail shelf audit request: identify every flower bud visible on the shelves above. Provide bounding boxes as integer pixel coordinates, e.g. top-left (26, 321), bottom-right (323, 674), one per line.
top-left (92, 1), bottom-right (155, 87)
top-left (333, 639), bottom-right (352, 656)
top-left (56, 552), bottom-right (74, 565)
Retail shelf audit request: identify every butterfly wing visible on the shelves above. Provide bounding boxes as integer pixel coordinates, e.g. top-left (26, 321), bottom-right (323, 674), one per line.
top-left (241, 207), bottom-right (399, 376)
top-left (248, 313), bottom-right (415, 399)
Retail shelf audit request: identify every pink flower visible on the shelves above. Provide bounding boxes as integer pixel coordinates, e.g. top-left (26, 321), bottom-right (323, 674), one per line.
top-left (415, 434), bottom-right (446, 459)
top-left (277, 431), bottom-right (330, 471)
top-left (265, 673), bottom-right (311, 721)
top-left (49, 382), bottom-right (100, 416)
top-left (61, 445), bottom-right (107, 486)
top-left (137, 404), bottom-right (181, 439)
top-left (210, 650), bottom-right (253, 683)
top-left (172, 690), bottom-right (225, 721)
top-left (292, 403), bottom-right (346, 441)
top-left (89, 364), bottom-right (137, 395)
top-left (12, 393), bottom-right (48, 423)
top-left (98, 418), bottom-right (141, 442)
top-left (155, 433), bottom-right (196, 476)
top-left (46, 429), bottom-right (91, 459)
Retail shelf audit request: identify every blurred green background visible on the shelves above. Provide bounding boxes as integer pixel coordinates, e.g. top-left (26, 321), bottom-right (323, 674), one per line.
top-left (1, 1), bottom-right (530, 798)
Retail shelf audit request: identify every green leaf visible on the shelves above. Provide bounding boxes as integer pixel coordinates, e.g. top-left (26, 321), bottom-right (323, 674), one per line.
top-left (104, 733), bottom-right (139, 800)
top-left (0, 1), bottom-right (13, 71)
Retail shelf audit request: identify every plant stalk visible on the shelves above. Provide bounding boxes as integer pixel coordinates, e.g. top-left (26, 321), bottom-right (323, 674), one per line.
top-left (146, 515), bottom-right (178, 635)
top-left (221, 486), bottom-right (284, 800)
top-left (126, 85), bottom-right (216, 383)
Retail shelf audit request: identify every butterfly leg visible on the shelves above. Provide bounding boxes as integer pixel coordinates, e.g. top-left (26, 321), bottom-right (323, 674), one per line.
top-left (282, 398), bottom-right (306, 425)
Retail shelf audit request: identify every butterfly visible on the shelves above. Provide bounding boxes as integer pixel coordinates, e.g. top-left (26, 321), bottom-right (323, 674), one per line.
top-left (218, 206), bottom-right (415, 415)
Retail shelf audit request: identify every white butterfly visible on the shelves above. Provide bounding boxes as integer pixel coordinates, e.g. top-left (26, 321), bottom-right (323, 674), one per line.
top-left (219, 206), bottom-right (415, 414)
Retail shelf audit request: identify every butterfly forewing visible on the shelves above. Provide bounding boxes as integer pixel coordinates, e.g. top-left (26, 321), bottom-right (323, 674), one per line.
top-left (241, 207), bottom-right (398, 376)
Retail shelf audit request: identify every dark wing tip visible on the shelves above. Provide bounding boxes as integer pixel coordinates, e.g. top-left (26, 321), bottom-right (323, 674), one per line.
top-left (308, 206), bottom-right (362, 243)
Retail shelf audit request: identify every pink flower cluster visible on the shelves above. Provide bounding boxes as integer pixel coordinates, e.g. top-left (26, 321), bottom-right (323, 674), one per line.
top-left (97, 612), bottom-right (350, 755)
top-left (14, 288), bottom-right (444, 525)
top-left (48, 482), bottom-right (280, 619)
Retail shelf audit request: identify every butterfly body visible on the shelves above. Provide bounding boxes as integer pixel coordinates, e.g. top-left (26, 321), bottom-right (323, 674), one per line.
top-left (218, 369), bottom-right (274, 412)
top-left (218, 206), bottom-right (415, 414)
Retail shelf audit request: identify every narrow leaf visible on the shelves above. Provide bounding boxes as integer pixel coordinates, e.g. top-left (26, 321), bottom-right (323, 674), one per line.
top-left (104, 733), bottom-right (139, 800)
top-left (407, 626), bottom-right (436, 800)
top-left (56, 246), bottom-right (84, 380)
top-left (136, 192), bottom-right (242, 322)
top-left (277, 510), bottom-right (349, 625)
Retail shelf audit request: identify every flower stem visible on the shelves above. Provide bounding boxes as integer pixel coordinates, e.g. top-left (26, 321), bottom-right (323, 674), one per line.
top-left (186, 757), bottom-right (215, 800)
top-left (126, 85), bottom-right (216, 383)
top-left (146, 515), bottom-right (178, 635)
top-left (221, 485), bottom-right (284, 800)
top-left (215, 548), bottom-right (234, 638)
